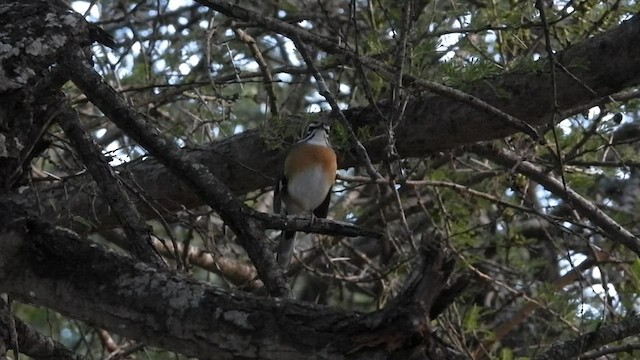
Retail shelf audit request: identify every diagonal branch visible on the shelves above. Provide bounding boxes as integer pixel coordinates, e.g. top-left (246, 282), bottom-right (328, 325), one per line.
top-left (232, 27), bottom-right (279, 118)
top-left (59, 50), bottom-right (292, 299)
top-left (57, 105), bottom-right (165, 268)
top-left (470, 143), bottom-right (640, 256)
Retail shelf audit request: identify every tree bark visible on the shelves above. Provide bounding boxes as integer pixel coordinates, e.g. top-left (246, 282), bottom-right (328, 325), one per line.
top-left (0, 202), bottom-right (462, 360)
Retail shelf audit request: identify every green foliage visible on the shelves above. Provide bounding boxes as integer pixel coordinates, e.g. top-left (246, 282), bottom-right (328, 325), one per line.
top-left (440, 58), bottom-right (504, 89)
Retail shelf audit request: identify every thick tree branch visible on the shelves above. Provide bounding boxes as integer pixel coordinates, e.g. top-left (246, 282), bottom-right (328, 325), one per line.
top-left (14, 14), bottom-right (640, 230)
top-left (0, 204), bottom-right (462, 360)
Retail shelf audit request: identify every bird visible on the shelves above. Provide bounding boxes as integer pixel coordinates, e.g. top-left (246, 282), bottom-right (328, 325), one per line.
top-left (274, 121), bottom-right (337, 269)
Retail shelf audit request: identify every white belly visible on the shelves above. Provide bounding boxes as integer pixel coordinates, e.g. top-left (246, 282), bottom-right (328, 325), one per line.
top-left (285, 165), bottom-right (331, 214)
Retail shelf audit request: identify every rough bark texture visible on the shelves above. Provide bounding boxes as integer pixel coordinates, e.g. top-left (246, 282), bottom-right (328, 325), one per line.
top-left (0, 202), bottom-right (462, 360)
top-left (0, 0), bottom-right (113, 191)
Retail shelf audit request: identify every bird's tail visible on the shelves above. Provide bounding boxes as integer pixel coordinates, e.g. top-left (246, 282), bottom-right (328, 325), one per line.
top-left (276, 230), bottom-right (297, 269)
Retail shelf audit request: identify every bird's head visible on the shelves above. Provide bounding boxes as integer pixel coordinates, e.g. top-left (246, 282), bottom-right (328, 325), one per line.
top-left (306, 121), bottom-right (330, 136)
top-left (302, 121), bottom-right (331, 146)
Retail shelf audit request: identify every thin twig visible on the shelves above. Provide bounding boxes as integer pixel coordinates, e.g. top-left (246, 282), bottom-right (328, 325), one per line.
top-left (232, 26), bottom-right (279, 118)
top-left (385, 0), bottom-right (415, 249)
top-left (291, 35), bottom-right (383, 180)
top-left (536, 0), bottom-right (570, 199)
top-left (0, 297), bottom-right (84, 360)
top-left (195, 0), bottom-right (540, 141)
top-left (250, 211), bottom-right (383, 239)
top-left (340, 174), bottom-right (557, 218)
top-left (476, 252), bottom-right (609, 356)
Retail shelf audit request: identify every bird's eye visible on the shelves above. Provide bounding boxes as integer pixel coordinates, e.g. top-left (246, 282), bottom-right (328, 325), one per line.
top-left (305, 122), bottom-right (329, 136)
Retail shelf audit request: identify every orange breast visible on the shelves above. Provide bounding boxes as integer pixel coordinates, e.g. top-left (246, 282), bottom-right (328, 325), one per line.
top-left (285, 144), bottom-right (337, 185)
